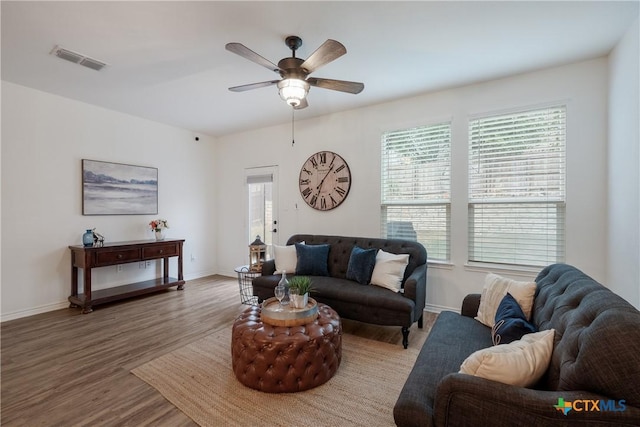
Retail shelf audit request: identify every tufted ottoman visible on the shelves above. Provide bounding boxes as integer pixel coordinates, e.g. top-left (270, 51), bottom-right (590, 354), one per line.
top-left (231, 303), bottom-right (342, 393)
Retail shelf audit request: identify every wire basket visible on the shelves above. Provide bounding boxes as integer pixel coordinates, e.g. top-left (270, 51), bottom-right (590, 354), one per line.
top-left (235, 265), bottom-right (260, 306)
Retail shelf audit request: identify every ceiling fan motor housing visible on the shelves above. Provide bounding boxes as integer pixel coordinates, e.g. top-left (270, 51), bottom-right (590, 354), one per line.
top-left (277, 57), bottom-right (308, 79)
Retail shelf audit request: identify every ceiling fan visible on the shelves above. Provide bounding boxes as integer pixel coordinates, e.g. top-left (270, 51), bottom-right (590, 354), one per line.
top-left (225, 36), bottom-right (364, 109)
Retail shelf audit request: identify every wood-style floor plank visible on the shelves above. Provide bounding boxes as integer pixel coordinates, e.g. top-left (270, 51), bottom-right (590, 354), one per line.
top-left (1, 275), bottom-right (435, 426)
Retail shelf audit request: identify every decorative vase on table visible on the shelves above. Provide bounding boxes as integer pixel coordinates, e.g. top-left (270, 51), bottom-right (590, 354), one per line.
top-left (82, 229), bottom-right (94, 247)
top-left (278, 271), bottom-right (290, 306)
top-left (149, 219), bottom-right (169, 241)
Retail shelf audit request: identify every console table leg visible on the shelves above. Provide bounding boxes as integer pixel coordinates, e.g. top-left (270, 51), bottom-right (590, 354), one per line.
top-left (83, 267), bottom-right (93, 314)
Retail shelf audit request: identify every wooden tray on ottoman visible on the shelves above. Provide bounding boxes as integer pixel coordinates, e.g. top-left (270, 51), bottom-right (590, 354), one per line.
top-left (261, 297), bottom-right (318, 326)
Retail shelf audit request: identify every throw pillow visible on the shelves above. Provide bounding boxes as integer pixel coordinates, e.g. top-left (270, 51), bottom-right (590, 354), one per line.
top-left (370, 250), bottom-right (410, 292)
top-left (346, 246), bottom-right (378, 285)
top-left (492, 293), bottom-right (537, 345)
top-left (273, 242), bottom-right (304, 274)
top-left (459, 329), bottom-right (555, 387)
top-left (295, 243), bottom-right (330, 276)
top-left (475, 273), bottom-right (536, 328)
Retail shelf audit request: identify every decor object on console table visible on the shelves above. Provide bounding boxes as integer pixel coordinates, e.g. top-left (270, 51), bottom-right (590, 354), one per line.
top-left (149, 218), bottom-right (169, 241)
top-left (92, 230), bottom-right (105, 247)
top-left (68, 238), bottom-right (185, 314)
top-left (82, 229), bottom-right (94, 247)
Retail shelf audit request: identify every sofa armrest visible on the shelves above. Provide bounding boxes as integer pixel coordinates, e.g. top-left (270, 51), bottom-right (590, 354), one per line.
top-left (461, 293), bottom-right (481, 318)
top-left (260, 260), bottom-right (276, 276)
top-left (403, 263), bottom-right (427, 321)
top-left (434, 373), bottom-right (640, 426)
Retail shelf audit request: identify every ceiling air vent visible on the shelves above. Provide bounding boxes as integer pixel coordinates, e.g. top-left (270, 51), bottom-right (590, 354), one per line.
top-left (50, 45), bottom-right (107, 71)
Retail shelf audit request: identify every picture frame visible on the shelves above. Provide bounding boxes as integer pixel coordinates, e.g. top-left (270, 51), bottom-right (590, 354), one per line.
top-left (82, 159), bottom-right (158, 215)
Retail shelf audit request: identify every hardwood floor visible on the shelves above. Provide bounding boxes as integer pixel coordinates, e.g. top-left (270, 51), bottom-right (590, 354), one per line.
top-left (1, 276), bottom-right (436, 426)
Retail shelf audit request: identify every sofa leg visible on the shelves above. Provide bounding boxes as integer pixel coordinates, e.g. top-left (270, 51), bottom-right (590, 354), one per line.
top-left (401, 327), bottom-right (409, 349)
top-left (418, 314), bottom-right (424, 329)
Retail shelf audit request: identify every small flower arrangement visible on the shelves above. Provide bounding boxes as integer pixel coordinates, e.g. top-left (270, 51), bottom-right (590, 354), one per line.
top-left (149, 219), bottom-right (169, 231)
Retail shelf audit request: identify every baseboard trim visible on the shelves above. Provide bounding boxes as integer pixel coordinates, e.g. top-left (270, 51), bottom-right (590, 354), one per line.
top-left (1, 301), bottom-right (70, 323)
top-left (424, 303), bottom-right (459, 314)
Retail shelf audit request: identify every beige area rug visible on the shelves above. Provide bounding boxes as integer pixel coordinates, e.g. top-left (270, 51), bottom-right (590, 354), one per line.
top-left (132, 327), bottom-right (420, 427)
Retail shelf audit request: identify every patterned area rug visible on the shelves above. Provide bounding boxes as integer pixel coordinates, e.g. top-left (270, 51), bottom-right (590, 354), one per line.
top-left (132, 327), bottom-right (421, 426)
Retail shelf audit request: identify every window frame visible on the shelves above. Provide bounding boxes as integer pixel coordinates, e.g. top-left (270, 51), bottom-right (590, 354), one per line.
top-left (467, 104), bottom-right (567, 268)
top-left (380, 121), bottom-right (452, 262)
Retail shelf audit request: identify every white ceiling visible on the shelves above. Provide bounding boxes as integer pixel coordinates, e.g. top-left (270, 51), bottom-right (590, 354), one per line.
top-left (2, 1), bottom-right (638, 137)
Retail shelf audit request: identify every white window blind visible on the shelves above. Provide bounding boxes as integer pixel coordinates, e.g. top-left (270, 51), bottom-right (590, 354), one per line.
top-left (468, 106), bottom-right (566, 267)
top-left (381, 122), bottom-right (451, 261)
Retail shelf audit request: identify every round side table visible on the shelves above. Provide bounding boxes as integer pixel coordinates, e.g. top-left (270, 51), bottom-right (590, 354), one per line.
top-left (234, 265), bottom-right (260, 306)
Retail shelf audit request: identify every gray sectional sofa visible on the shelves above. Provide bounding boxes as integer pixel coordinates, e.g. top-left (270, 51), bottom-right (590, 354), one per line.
top-left (394, 263), bottom-right (640, 426)
top-left (251, 234), bottom-right (427, 348)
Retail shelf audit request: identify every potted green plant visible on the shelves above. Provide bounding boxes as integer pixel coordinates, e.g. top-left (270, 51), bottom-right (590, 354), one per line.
top-left (288, 276), bottom-right (313, 309)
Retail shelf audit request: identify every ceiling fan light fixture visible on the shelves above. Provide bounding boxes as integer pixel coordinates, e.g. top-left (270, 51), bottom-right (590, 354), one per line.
top-left (277, 78), bottom-right (309, 107)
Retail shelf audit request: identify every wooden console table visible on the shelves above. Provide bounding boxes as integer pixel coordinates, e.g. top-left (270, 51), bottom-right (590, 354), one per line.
top-left (68, 239), bottom-right (185, 313)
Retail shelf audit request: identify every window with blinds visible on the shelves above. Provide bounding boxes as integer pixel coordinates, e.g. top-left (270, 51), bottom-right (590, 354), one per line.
top-left (381, 122), bottom-right (451, 261)
top-left (468, 106), bottom-right (566, 267)
top-left (246, 173), bottom-right (273, 246)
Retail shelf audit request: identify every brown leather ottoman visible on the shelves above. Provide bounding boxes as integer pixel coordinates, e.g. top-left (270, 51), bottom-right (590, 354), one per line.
top-left (231, 303), bottom-right (342, 393)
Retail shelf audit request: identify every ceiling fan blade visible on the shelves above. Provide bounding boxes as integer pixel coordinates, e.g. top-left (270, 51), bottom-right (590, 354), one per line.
top-left (300, 39), bottom-right (346, 74)
top-left (307, 77), bottom-right (364, 94)
top-left (225, 42), bottom-right (282, 74)
top-left (294, 98), bottom-right (309, 110)
top-left (228, 80), bottom-right (280, 92)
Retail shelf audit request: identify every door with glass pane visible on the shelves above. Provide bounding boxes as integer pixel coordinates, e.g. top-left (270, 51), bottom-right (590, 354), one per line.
top-left (246, 167), bottom-right (278, 256)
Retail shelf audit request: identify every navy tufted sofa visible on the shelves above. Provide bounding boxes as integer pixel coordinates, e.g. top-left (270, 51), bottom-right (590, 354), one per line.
top-left (394, 263), bottom-right (640, 426)
top-left (251, 234), bottom-right (428, 348)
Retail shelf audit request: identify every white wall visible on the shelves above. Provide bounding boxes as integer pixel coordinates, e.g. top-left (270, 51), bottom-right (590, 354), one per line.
top-left (216, 58), bottom-right (610, 311)
top-left (608, 17), bottom-right (640, 309)
top-left (1, 81), bottom-right (217, 321)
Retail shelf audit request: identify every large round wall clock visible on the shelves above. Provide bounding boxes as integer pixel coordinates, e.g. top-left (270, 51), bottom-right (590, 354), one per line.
top-left (299, 151), bottom-right (351, 211)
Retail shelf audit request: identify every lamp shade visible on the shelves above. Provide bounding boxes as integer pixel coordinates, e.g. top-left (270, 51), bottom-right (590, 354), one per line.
top-left (277, 78), bottom-right (310, 107)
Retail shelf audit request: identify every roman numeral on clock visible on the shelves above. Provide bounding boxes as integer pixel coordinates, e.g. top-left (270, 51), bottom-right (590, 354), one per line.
top-left (335, 186), bottom-right (346, 196)
top-left (301, 187), bottom-right (312, 198)
top-left (318, 152), bottom-right (327, 164)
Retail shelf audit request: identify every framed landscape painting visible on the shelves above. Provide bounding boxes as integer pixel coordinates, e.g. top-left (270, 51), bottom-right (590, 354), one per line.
top-left (82, 159), bottom-right (158, 215)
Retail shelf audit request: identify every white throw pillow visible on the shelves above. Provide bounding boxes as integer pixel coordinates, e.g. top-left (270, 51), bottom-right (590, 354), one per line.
top-left (459, 329), bottom-right (555, 387)
top-left (273, 242), bottom-right (304, 274)
top-left (475, 273), bottom-right (536, 328)
top-left (370, 250), bottom-right (409, 292)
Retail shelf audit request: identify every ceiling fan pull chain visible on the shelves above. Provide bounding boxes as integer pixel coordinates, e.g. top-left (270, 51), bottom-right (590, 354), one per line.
top-left (291, 108), bottom-right (295, 146)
